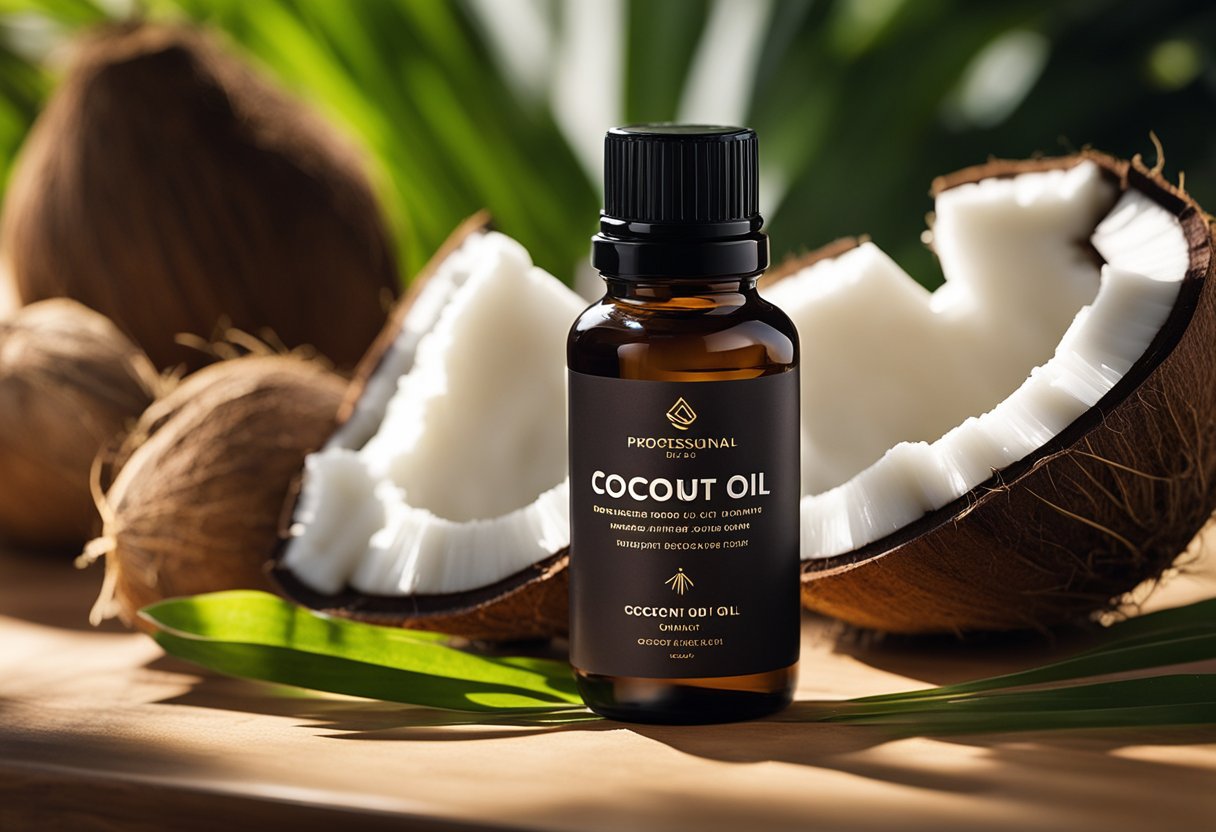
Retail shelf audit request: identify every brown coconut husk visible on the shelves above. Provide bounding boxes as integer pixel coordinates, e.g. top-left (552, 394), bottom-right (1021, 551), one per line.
top-left (84, 356), bottom-right (345, 625)
top-left (0, 23), bottom-right (398, 372)
top-left (0, 299), bottom-right (159, 551)
top-left (799, 151), bottom-right (1216, 633)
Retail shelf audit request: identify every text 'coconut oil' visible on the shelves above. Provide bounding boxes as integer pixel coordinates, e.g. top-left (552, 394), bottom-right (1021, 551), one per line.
top-left (567, 124), bottom-right (801, 724)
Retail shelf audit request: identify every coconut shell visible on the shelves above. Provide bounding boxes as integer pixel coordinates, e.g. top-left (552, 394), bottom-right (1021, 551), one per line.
top-left (87, 356), bottom-right (345, 625)
top-left (0, 24), bottom-right (398, 372)
top-left (274, 553), bottom-right (570, 642)
top-left (758, 236), bottom-right (866, 293)
top-left (800, 152), bottom-right (1216, 633)
top-left (0, 299), bottom-right (158, 551)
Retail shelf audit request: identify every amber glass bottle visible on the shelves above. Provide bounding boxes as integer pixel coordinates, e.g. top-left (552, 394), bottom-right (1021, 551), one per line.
top-left (567, 125), bottom-right (800, 724)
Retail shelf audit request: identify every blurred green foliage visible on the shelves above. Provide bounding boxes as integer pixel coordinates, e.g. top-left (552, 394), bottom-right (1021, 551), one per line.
top-left (752, 0), bottom-right (1216, 281)
top-left (0, 0), bottom-right (1213, 287)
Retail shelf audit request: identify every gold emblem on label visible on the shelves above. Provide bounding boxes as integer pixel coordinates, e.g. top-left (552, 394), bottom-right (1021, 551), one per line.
top-left (666, 397), bottom-right (697, 431)
top-left (665, 567), bottom-right (694, 595)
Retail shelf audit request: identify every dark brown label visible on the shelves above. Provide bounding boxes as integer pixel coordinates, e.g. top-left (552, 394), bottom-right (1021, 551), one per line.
top-left (568, 370), bottom-right (801, 679)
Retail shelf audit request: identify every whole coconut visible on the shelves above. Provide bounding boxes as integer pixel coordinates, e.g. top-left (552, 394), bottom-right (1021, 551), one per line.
top-left (0, 299), bottom-right (158, 551)
top-left (85, 355), bottom-right (345, 625)
top-left (0, 24), bottom-right (399, 371)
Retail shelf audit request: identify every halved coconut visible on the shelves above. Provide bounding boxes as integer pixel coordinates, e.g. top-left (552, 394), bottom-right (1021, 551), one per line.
top-left (766, 152), bottom-right (1213, 632)
top-left (279, 152), bottom-right (1214, 639)
top-left (276, 216), bottom-right (583, 640)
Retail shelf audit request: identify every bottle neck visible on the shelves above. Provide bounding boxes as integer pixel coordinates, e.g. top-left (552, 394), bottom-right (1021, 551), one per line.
top-left (592, 216), bottom-right (769, 281)
top-left (604, 276), bottom-right (758, 306)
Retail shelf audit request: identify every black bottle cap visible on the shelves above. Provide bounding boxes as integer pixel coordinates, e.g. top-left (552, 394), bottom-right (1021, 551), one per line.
top-left (604, 124), bottom-right (759, 224)
top-left (592, 124), bottom-right (769, 281)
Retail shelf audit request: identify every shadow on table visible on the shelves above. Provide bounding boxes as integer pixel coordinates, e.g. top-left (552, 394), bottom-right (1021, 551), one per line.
top-left (0, 547), bottom-right (122, 633)
top-left (490, 727), bottom-right (1216, 832)
top-left (149, 650), bottom-right (1216, 804)
top-left (814, 616), bottom-right (1103, 689)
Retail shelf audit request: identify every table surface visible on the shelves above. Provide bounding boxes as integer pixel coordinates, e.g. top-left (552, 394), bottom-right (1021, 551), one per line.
top-left (2, 544), bottom-right (1215, 832)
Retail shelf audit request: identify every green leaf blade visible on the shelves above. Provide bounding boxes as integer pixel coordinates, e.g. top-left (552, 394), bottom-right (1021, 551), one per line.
top-left (623, 0), bottom-right (709, 123)
top-left (797, 675), bottom-right (1216, 735)
top-left (852, 620), bottom-right (1216, 705)
top-left (150, 632), bottom-right (575, 712)
top-left (827, 703), bottom-right (1216, 736)
top-left (141, 591), bottom-right (583, 712)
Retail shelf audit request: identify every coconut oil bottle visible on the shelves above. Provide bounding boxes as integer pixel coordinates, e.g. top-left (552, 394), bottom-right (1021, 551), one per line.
top-left (567, 125), bottom-right (800, 723)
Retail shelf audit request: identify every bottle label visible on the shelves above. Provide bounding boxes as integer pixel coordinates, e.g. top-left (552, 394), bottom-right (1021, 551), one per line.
top-left (568, 370), bottom-right (801, 679)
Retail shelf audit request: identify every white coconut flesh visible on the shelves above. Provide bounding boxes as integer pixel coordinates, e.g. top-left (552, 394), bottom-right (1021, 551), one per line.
top-left (284, 160), bottom-right (1190, 598)
top-left (282, 230), bottom-right (585, 595)
top-left (762, 161), bottom-right (1190, 559)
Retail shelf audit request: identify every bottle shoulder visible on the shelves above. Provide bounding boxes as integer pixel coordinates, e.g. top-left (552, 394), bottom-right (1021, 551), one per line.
top-left (571, 295), bottom-right (796, 342)
top-left (568, 293), bottom-right (798, 378)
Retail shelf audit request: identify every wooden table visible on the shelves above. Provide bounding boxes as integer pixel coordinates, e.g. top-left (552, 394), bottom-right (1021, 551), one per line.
top-left (2, 545), bottom-right (1215, 832)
